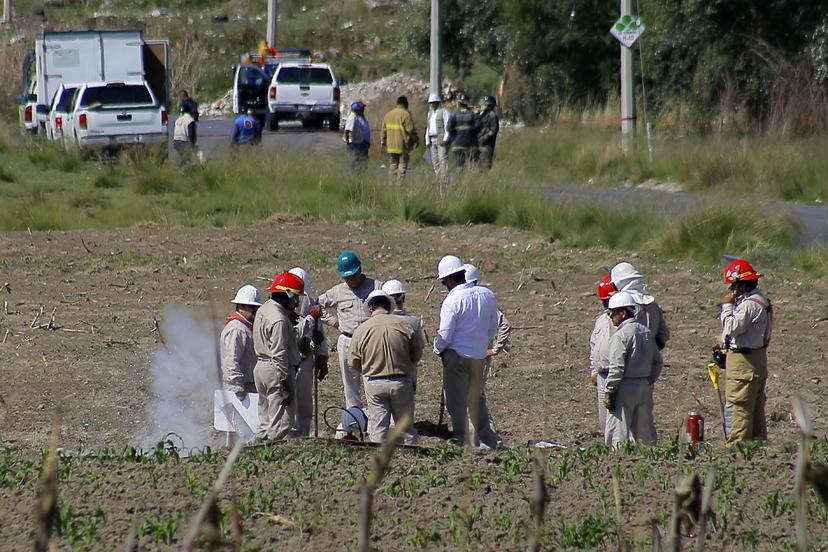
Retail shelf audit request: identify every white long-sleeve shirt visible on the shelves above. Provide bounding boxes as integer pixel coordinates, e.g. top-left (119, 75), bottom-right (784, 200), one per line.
top-left (425, 108), bottom-right (451, 146)
top-left (589, 311), bottom-right (615, 377)
top-left (433, 283), bottom-right (498, 359)
top-left (605, 318), bottom-right (663, 391)
top-left (720, 289), bottom-right (771, 349)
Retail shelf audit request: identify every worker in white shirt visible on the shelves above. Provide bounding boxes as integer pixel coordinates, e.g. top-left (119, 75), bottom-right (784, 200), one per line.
top-left (425, 93), bottom-right (451, 183)
top-left (433, 255), bottom-right (499, 448)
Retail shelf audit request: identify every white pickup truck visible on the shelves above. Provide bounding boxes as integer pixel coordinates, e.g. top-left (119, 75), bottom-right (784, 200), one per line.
top-left (68, 81), bottom-right (168, 149)
top-left (265, 63), bottom-right (340, 131)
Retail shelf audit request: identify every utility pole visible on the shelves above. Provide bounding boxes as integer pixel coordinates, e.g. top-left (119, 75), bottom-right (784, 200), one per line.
top-left (266, 0), bottom-right (278, 48)
top-left (429, 0), bottom-right (442, 98)
top-left (3, 0), bottom-right (12, 23)
top-left (620, 0), bottom-right (636, 154)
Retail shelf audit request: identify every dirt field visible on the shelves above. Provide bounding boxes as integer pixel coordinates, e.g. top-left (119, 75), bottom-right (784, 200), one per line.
top-left (1, 221), bottom-right (827, 550)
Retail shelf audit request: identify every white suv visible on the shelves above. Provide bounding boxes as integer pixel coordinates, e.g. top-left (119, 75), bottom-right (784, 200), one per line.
top-left (265, 63), bottom-right (340, 131)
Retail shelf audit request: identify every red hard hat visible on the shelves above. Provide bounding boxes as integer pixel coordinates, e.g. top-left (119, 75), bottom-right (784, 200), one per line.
top-left (597, 275), bottom-right (617, 300)
top-left (268, 272), bottom-right (305, 295)
top-left (723, 259), bottom-right (761, 283)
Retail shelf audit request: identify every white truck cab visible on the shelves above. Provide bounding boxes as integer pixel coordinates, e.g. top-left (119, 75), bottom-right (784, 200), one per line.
top-left (47, 83), bottom-right (81, 142)
top-left (265, 63), bottom-right (340, 131)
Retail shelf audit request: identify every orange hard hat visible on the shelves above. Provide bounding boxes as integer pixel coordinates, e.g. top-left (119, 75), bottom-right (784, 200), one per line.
top-left (268, 272), bottom-right (305, 295)
top-left (723, 259), bottom-right (762, 283)
top-left (597, 275), bottom-right (617, 300)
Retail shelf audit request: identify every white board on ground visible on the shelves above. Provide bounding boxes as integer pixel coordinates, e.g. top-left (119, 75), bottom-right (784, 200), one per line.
top-left (213, 390), bottom-right (259, 439)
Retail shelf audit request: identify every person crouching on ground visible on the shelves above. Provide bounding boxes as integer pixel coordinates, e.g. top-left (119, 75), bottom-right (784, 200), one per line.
top-left (349, 290), bottom-right (424, 444)
top-left (604, 291), bottom-right (662, 449)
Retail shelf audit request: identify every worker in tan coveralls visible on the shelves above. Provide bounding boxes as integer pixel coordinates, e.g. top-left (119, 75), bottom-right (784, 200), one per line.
top-left (288, 267), bottom-right (329, 437)
top-left (380, 95), bottom-right (418, 182)
top-left (220, 285), bottom-right (263, 399)
top-left (464, 264), bottom-right (509, 449)
top-left (382, 279), bottom-right (427, 391)
top-left (318, 251), bottom-right (383, 422)
top-left (603, 291), bottom-right (663, 449)
top-left (252, 272), bottom-right (305, 442)
top-left (350, 290), bottom-right (424, 444)
top-left (589, 276), bottom-right (617, 433)
top-left (720, 259), bottom-right (772, 443)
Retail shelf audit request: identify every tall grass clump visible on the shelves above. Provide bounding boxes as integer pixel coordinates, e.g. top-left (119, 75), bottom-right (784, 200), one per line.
top-left (27, 142), bottom-right (82, 173)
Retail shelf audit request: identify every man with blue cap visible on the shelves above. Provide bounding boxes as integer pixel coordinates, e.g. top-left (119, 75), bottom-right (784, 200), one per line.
top-left (318, 251), bottom-right (383, 431)
top-left (343, 100), bottom-right (370, 168)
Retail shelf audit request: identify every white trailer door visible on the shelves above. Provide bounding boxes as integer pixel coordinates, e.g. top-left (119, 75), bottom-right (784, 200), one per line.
top-left (42, 34), bottom-right (103, 105)
top-left (100, 31), bottom-right (144, 83)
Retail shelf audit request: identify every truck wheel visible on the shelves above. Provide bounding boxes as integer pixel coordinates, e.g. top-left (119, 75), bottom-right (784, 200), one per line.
top-left (266, 113), bottom-right (278, 132)
top-left (329, 116), bottom-right (340, 131)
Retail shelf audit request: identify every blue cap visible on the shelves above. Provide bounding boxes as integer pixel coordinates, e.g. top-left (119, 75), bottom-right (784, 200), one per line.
top-left (350, 101), bottom-right (364, 111)
top-left (337, 250), bottom-right (361, 278)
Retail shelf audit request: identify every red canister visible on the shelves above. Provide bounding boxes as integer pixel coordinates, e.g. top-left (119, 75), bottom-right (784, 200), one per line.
top-left (685, 411), bottom-right (705, 448)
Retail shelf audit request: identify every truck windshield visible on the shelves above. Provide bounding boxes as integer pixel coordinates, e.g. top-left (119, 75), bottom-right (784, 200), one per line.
top-left (55, 88), bottom-right (77, 112)
top-left (276, 67), bottom-right (333, 85)
top-left (80, 85), bottom-right (153, 107)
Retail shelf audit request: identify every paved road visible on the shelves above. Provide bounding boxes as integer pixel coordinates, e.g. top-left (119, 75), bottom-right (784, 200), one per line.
top-left (193, 117), bottom-right (828, 247)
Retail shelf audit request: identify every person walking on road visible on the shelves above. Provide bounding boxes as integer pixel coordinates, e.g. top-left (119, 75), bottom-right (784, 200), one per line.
top-left (344, 101), bottom-right (371, 169)
top-left (476, 95), bottom-right (499, 170)
top-left (603, 291), bottom-right (663, 449)
top-left (173, 104), bottom-right (197, 165)
top-left (381, 95), bottom-right (419, 182)
top-left (350, 290), bottom-right (424, 444)
top-left (252, 272), bottom-right (305, 442)
top-left (464, 264), bottom-right (508, 449)
top-left (433, 255), bottom-right (500, 448)
top-left (424, 93), bottom-right (450, 183)
top-left (318, 251), bottom-right (383, 421)
top-left (589, 276), bottom-right (617, 433)
top-left (220, 285), bottom-right (263, 399)
top-left (720, 259), bottom-right (772, 444)
top-left (446, 94), bottom-right (479, 169)
top-left (232, 107), bottom-right (262, 145)
top-left (288, 267), bottom-right (329, 437)
top-left (179, 90), bottom-right (199, 122)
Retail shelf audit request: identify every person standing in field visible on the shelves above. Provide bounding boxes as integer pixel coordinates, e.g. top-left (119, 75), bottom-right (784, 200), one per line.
top-left (252, 272), bottom-right (305, 442)
top-left (173, 104), bottom-right (197, 165)
top-left (179, 90), bottom-right (199, 122)
top-left (220, 285), bottom-right (262, 399)
top-left (603, 291), bottom-right (662, 449)
top-left (318, 251), bottom-right (383, 426)
top-left (433, 255), bottom-right (499, 448)
top-left (288, 267), bottom-right (329, 437)
top-left (343, 101), bottom-right (370, 169)
top-left (381, 95), bottom-right (419, 182)
top-left (476, 95), bottom-right (500, 170)
top-left (720, 259), bottom-right (772, 444)
top-left (424, 93), bottom-right (450, 183)
top-left (349, 290), bottom-right (423, 444)
top-left (232, 107), bottom-right (262, 146)
top-left (382, 279), bottom-right (427, 414)
top-left (589, 276), bottom-right (617, 433)
top-left (446, 94), bottom-right (479, 169)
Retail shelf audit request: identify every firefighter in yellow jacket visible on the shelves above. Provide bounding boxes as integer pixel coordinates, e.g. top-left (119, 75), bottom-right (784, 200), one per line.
top-left (381, 95), bottom-right (419, 182)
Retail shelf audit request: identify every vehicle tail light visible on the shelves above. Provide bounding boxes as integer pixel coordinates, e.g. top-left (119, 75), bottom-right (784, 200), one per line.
top-left (79, 113), bottom-right (87, 130)
top-left (269, 86), bottom-right (277, 100)
top-left (333, 86), bottom-right (341, 102)
top-left (55, 116), bottom-right (62, 131)
top-left (24, 105), bottom-right (32, 122)
top-left (161, 110), bottom-right (168, 125)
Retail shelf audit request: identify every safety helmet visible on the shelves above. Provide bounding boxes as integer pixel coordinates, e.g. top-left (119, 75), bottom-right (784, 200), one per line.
top-left (437, 255), bottom-right (466, 280)
top-left (723, 259), bottom-right (761, 283)
top-left (381, 279), bottom-right (406, 297)
top-left (610, 262), bottom-right (643, 285)
top-left (608, 291), bottom-right (637, 310)
top-left (231, 285), bottom-right (263, 307)
top-left (340, 406), bottom-right (368, 438)
top-left (366, 289), bottom-right (394, 310)
top-left (428, 92), bottom-right (442, 103)
top-left (463, 264), bottom-right (481, 284)
top-left (337, 250), bottom-right (362, 278)
top-left (481, 95), bottom-right (496, 107)
top-left (268, 272), bottom-right (305, 296)
top-left (288, 267), bottom-right (313, 295)
top-left (596, 276), bottom-right (617, 300)
top-left (458, 94), bottom-right (470, 106)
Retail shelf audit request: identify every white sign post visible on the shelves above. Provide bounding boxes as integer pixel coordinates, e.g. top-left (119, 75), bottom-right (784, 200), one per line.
top-left (610, 15), bottom-right (645, 48)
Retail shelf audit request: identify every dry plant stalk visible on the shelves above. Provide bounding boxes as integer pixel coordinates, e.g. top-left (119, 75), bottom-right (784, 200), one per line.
top-left (792, 395), bottom-right (813, 552)
top-left (694, 466), bottom-right (717, 552)
top-left (359, 412), bottom-right (411, 552)
top-left (122, 522), bottom-right (137, 552)
top-left (612, 471), bottom-right (629, 552)
top-left (181, 438), bottom-right (245, 551)
top-left (230, 500), bottom-right (243, 552)
top-left (32, 411), bottom-right (61, 552)
top-left (527, 451), bottom-right (549, 552)
top-left (669, 474), bottom-right (702, 552)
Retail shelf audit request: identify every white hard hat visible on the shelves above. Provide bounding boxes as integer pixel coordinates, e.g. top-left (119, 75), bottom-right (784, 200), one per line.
top-left (608, 291), bottom-right (637, 310)
top-left (428, 92), bottom-right (442, 103)
top-left (463, 264), bottom-right (480, 284)
top-left (231, 285), bottom-right (263, 307)
top-left (610, 262), bottom-right (643, 285)
top-left (288, 267), bottom-right (313, 295)
top-left (437, 255), bottom-right (465, 280)
top-left (366, 289), bottom-right (393, 309)
top-left (382, 279), bottom-right (406, 296)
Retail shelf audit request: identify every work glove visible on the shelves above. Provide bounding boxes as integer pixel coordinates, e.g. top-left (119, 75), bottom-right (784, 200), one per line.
top-left (603, 390), bottom-right (616, 412)
top-left (234, 391), bottom-right (247, 401)
top-left (316, 355), bottom-right (329, 381)
top-left (309, 306), bottom-right (322, 319)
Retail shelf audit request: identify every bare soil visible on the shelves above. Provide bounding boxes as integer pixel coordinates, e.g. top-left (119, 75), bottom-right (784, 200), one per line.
top-left (1, 221), bottom-right (827, 550)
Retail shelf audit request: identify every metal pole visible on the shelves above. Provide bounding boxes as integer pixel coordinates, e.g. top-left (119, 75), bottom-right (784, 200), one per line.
top-left (620, 0), bottom-right (636, 154)
top-left (429, 0), bottom-right (442, 98)
top-left (3, 0), bottom-right (12, 23)
top-left (266, 0), bottom-right (278, 48)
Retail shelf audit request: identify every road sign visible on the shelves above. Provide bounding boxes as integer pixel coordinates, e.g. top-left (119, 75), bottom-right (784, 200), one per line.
top-left (611, 15), bottom-right (644, 48)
